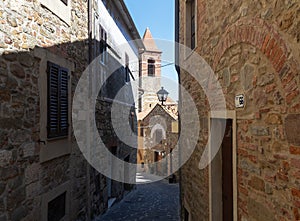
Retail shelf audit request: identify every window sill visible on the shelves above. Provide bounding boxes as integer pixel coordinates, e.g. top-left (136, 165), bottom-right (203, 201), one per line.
top-left (47, 135), bottom-right (68, 142)
top-left (40, 0), bottom-right (71, 26)
top-left (40, 135), bottom-right (71, 163)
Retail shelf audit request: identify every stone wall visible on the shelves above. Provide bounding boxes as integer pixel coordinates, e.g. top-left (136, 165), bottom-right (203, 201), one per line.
top-left (178, 0), bottom-right (300, 220)
top-left (0, 0), bottom-right (137, 220)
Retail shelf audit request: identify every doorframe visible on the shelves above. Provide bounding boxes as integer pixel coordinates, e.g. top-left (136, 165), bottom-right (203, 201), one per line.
top-left (208, 111), bottom-right (237, 221)
top-left (183, 196), bottom-right (192, 221)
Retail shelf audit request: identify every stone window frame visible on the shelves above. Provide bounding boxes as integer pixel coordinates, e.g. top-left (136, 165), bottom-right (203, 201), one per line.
top-left (184, 0), bottom-right (197, 57)
top-left (41, 181), bottom-right (70, 221)
top-left (208, 111), bottom-right (238, 221)
top-left (39, 0), bottom-right (71, 25)
top-left (34, 48), bottom-right (74, 163)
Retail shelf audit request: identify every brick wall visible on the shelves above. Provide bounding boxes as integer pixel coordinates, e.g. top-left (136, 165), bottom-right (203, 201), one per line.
top-left (178, 0), bottom-right (300, 220)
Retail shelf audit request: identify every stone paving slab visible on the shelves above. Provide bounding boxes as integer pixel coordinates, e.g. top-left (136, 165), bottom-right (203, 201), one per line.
top-left (96, 173), bottom-right (180, 221)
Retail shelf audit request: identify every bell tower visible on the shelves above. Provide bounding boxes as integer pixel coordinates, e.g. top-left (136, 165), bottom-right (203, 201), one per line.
top-left (139, 27), bottom-right (162, 112)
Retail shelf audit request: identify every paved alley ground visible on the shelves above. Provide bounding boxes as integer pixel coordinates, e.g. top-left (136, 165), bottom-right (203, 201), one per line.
top-left (96, 173), bottom-right (180, 221)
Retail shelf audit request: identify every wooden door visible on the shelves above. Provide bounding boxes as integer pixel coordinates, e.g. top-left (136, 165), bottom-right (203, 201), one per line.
top-left (222, 119), bottom-right (233, 221)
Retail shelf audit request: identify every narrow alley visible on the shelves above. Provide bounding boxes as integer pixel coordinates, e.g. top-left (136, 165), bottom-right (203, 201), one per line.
top-left (96, 173), bottom-right (180, 221)
top-left (1, 0), bottom-right (300, 220)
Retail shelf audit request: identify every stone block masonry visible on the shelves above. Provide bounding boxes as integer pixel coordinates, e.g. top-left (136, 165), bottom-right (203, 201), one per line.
top-left (178, 0), bottom-right (300, 220)
top-left (0, 3), bottom-right (92, 216)
top-left (0, 0), bottom-right (129, 220)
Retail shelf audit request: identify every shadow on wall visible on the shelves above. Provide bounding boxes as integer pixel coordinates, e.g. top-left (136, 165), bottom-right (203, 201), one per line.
top-left (0, 39), bottom-right (137, 220)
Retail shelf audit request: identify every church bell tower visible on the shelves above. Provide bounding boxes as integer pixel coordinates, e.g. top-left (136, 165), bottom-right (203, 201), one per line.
top-left (138, 27), bottom-right (162, 112)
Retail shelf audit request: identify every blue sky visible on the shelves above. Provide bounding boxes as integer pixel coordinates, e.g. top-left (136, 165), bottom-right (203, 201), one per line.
top-left (124, 0), bottom-right (178, 101)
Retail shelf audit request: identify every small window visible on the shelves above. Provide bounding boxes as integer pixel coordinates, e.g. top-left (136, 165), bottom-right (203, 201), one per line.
top-left (191, 0), bottom-right (195, 49)
top-left (125, 53), bottom-right (130, 83)
top-left (48, 192), bottom-right (66, 221)
top-left (186, 0), bottom-right (196, 50)
top-left (100, 26), bottom-right (107, 64)
top-left (47, 62), bottom-right (69, 138)
top-left (140, 126), bottom-right (144, 137)
top-left (148, 59), bottom-right (155, 76)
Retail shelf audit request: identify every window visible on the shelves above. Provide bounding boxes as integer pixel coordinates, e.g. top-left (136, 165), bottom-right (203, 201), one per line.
top-left (140, 126), bottom-right (144, 137)
top-left (191, 0), bottom-right (195, 49)
top-left (186, 0), bottom-right (196, 50)
top-left (125, 53), bottom-right (130, 83)
top-left (100, 26), bottom-right (107, 64)
top-left (148, 59), bottom-right (155, 76)
top-left (47, 62), bottom-right (69, 138)
top-left (48, 192), bottom-right (66, 221)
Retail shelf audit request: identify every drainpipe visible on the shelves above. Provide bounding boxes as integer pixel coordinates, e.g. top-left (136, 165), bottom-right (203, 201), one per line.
top-left (87, 0), bottom-right (92, 220)
top-left (174, 0), bottom-right (183, 220)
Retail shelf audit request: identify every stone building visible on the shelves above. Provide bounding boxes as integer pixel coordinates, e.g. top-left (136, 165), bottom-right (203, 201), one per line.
top-left (137, 28), bottom-right (179, 179)
top-left (137, 102), bottom-right (178, 177)
top-left (0, 0), bottom-right (141, 220)
top-left (176, 0), bottom-right (300, 220)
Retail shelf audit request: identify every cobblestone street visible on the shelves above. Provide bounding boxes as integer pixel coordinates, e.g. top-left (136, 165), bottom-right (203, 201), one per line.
top-left (96, 173), bottom-right (180, 221)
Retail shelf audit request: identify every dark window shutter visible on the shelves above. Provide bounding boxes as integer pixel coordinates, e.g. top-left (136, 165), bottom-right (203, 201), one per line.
top-left (59, 68), bottom-right (68, 136)
top-left (48, 62), bottom-right (60, 138)
top-left (125, 66), bottom-right (130, 83)
top-left (47, 62), bottom-right (69, 138)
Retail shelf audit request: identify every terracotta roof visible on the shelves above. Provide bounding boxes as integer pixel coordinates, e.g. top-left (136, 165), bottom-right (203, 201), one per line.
top-left (142, 28), bottom-right (161, 53)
